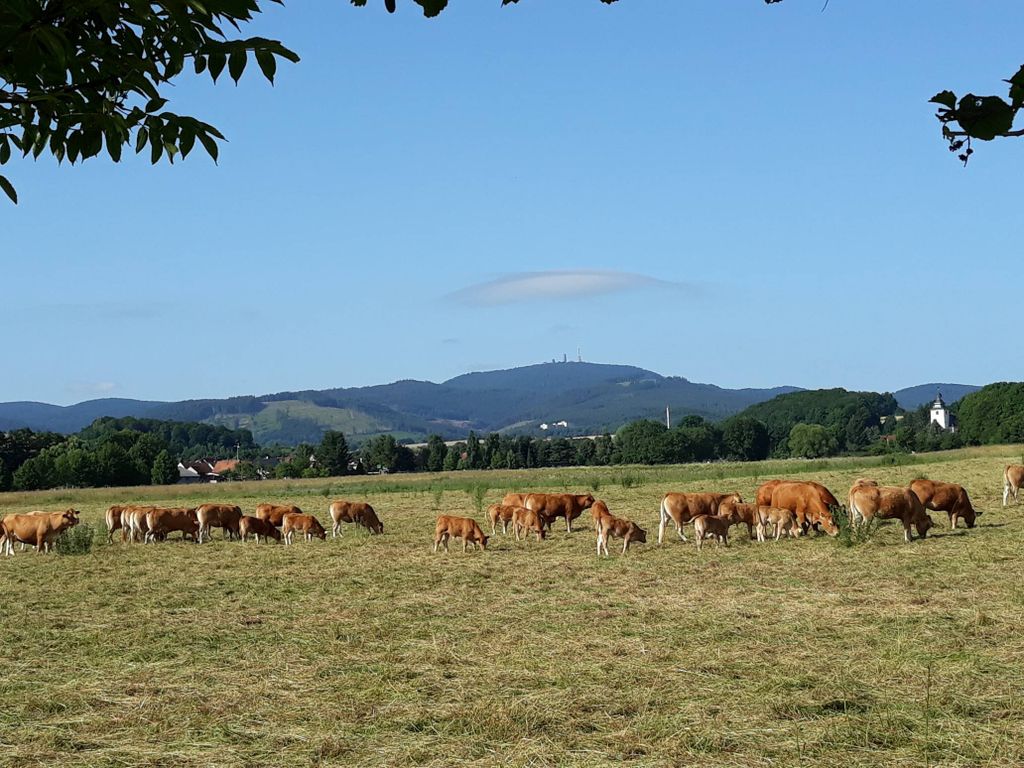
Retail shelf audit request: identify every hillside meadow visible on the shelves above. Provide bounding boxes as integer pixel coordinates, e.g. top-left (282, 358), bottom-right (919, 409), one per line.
top-left (1, 445), bottom-right (1023, 767)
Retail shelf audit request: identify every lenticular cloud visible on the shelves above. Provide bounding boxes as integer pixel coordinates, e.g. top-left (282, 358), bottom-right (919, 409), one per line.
top-left (448, 270), bottom-right (679, 306)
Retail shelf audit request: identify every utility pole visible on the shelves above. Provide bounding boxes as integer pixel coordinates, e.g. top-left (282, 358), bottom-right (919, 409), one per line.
top-left (665, 406), bottom-right (671, 429)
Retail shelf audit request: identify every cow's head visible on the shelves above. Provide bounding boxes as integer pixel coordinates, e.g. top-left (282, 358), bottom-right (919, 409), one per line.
top-left (479, 534), bottom-right (489, 550)
top-left (580, 494), bottom-right (596, 509)
top-left (62, 509), bottom-right (80, 527)
top-left (631, 524), bottom-right (648, 544)
top-left (313, 521), bottom-right (327, 540)
top-left (724, 492), bottom-right (743, 505)
top-left (818, 510), bottom-right (840, 537)
top-left (915, 513), bottom-right (934, 539)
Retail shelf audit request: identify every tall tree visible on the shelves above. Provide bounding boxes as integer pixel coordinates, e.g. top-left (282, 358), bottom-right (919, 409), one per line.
top-left (150, 449), bottom-right (179, 486)
top-left (317, 430), bottom-right (350, 476)
top-left (424, 434), bottom-right (448, 472)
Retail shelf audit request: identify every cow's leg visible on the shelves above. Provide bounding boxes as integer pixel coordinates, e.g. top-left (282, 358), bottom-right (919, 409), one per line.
top-left (949, 512), bottom-right (957, 530)
top-left (622, 537), bottom-right (629, 555)
top-left (903, 519), bottom-right (913, 543)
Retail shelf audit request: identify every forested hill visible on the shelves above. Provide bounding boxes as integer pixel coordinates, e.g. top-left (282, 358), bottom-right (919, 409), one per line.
top-left (0, 362), bottom-right (981, 445)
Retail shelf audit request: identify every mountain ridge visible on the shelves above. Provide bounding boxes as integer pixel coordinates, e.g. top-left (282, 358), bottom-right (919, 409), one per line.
top-left (0, 363), bottom-right (980, 444)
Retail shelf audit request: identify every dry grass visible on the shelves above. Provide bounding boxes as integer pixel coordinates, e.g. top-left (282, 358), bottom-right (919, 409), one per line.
top-left (2, 445), bottom-right (1023, 767)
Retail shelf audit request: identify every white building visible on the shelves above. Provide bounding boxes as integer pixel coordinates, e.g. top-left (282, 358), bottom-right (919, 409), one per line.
top-left (929, 393), bottom-right (956, 432)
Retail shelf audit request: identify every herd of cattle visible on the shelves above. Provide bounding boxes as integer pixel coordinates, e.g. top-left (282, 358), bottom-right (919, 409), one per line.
top-left (1, 464), bottom-right (1020, 557)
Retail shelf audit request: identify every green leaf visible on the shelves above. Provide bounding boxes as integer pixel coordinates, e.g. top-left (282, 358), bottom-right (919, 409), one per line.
top-left (135, 127), bottom-right (149, 154)
top-left (208, 52), bottom-right (227, 83)
top-left (228, 50), bottom-right (247, 84)
top-left (0, 175), bottom-right (17, 204)
top-left (145, 98), bottom-right (168, 113)
top-left (0, 140), bottom-right (9, 165)
top-left (197, 131), bottom-right (219, 163)
top-left (255, 50), bottom-right (277, 83)
top-left (929, 91), bottom-right (956, 109)
top-left (1007, 64), bottom-right (1024, 109)
top-left (955, 94), bottom-right (1016, 141)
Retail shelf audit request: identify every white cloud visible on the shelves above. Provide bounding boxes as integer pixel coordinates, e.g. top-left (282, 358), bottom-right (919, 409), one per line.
top-left (447, 269), bottom-right (683, 307)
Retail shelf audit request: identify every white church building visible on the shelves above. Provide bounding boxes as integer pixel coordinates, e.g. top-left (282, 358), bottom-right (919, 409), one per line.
top-left (929, 393), bottom-right (956, 432)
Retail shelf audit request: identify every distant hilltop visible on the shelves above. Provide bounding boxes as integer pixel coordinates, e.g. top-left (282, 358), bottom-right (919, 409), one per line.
top-left (0, 362), bottom-right (979, 446)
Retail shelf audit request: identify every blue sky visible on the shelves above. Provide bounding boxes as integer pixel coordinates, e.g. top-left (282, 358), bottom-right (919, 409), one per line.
top-left (4, 0), bottom-right (1022, 405)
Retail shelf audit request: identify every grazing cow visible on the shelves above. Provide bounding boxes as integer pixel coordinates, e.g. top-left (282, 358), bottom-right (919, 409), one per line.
top-left (848, 481), bottom-right (933, 543)
top-left (755, 506), bottom-right (801, 542)
top-left (910, 479), bottom-right (979, 529)
top-left (596, 512), bottom-right (647, 556)
top-left (487, 503), bottom-right (519, 535)
top-left (525, 493), bottom-right (596, 533)
top-left (1, 509), bottom-right (79, 554)
top-left (145, 507), bottom-right (199, 543)
top-left (195, 503), bottom-right (243, 543)
top-left (329, 500), bottom-right (384, 536)
top-left (1003, 465), bottom-right (1024, 506)
top-left (239, 515), bottom-right (282, 543)
top-left (433, 515), bottom-right (488, 553)
top-left (758, 480), bottom-right (839, 535)
top-left (658, 492), bottom-right (742, 544)
top-left (511, 507), bottom-right (547, 542)
top-left (281, 513), bottom-right (327, 544)
top-left (692, 509), bottom-right (740, 551)
top-left (255, 503), bottom-right (303, 527)
top-left (105, 504), bottom-right (128, 544)
top-left (718, 500), bottom-right (762, 541)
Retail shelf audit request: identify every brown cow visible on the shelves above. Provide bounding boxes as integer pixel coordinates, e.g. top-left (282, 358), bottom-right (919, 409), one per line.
top-left (1003, 465), bottom-right (1024, 506)
top-left (755, 506), bottom-right (801, 541)
top-left (433, 515), bottom-right (488, 552)
top-left (123, 505), bottom-right (158, 544)
top-left (502, 492), bottom-right (528, 509)
top-left (195, 503), bottom-right (243, 543)
top-left (590, 500), bottom-right (613, 532)
top-left (487, 503), bottom-right (519, 535)
top-left (255, 503), bottom-right (303, 527)
top-left (239, 515), bottom-right (282, 543)
top-left (692, 508), bottom-right (741, 551)
top-left (281, 513), bottom-right (327, 544)
top-left (329, 500), bottom-right (384, 536)
top-left (758, 480), bottom-right (839, 535)
top-left (1, 509), bottom-right (79, 554)
top-left (525, 493), bottom-right (595, 533)
top-left (658, 492), bottom-right (742, 544)
top-left (596, 512), bottom-right (647, 556)
top-left (511, 507), bottom-right (547, 542)
top-left (105, 504), bottom-right (128, 544)
top-left (848, 482), bottom-right (933, 543)
top-left (910, 478), bottom-right (979, 529)
top-left (145, 507), bottom-right (199, 543)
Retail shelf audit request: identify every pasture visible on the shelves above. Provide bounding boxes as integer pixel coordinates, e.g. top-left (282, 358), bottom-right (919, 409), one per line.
top-left (2, 446), bottom-right (1023, 767)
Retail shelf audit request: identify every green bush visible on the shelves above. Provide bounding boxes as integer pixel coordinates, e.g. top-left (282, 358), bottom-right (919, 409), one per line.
top-left (831, 504), bottom-right (879, 548)
top-left (618, 471), bottom-right (644, 489)
top-left (55, 523), bottom-right (96, 555)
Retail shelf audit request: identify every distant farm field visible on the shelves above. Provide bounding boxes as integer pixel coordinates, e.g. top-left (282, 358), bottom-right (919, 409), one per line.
top-left (2, 446), bottom-right (1024, 767)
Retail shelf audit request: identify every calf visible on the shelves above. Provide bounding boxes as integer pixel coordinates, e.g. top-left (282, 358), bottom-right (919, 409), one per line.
top-left (596, 512), bottom-right (647, 556)
top-left (511, 507), bottom-right (546, 542)
top-left (692, 509), bottom-right (740, 551)
top-left (195, 503), bottom-right (243, 543)
top-left (255, 503), bottom-right (303, 527)
top-left (433, 515), bottom-right (488, 553)
top-left (145, 507), bottom-right (199, 543)
top-left (281, 513), bottom-right (327, 544)
top-left (329, 500), bottom-right (384, 536)
top-left (718, 500), bottom-right (762, 541)
top-left (487, 503), bottom-right (518, 535)
top-left (755, 506), bottom-right (801, 541)
top-left (1003, 465), bottom-right (1024, 506)
top-left (239, 515), bottom-right (282, 543)
top-left (1, 509), bottom-right (79, 554)
top-left (658, 492), bottom-right (742, 544)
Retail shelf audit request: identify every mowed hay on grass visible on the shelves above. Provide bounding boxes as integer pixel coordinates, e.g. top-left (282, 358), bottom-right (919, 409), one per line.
top-left (2, 445), bottom-right (1024, 767)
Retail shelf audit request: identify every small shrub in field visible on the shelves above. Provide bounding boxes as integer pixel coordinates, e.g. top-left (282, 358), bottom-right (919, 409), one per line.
top-left (588, 476), bottom-right (602, 493)
top-left (467, 484), bottom-right (489, 517)
top-left (55, 523), bottom-right (96, 555)
top-left (431, 488), bottom-right (444, 511)
top-left (618, 472), bottom-right (644, 489)
top-left (831, 504), bottom-right (879, 548)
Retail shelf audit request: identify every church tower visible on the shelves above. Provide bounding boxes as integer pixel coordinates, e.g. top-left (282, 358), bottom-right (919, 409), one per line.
top-left (929, 392), bottom-right (954, 431)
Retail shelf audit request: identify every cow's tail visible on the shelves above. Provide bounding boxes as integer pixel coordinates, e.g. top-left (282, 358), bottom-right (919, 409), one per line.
top-left (848, 490), bottom-right (862, 526)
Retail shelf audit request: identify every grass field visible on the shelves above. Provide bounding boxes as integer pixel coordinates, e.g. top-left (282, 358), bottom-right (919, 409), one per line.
top-left (2, 445), bottom-right (1024, 767)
